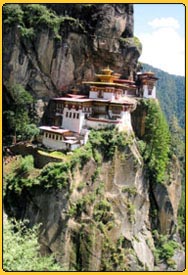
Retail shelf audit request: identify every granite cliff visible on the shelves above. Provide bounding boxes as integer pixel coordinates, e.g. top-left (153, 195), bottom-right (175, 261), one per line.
top-left (4, 124), bottom-right (183, 271)
top-left (3, 4), bottom-right (141, 101)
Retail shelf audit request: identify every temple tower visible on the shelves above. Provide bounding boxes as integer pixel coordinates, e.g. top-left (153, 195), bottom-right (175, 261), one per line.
top-left (137, 72), bottom-right (158, 99)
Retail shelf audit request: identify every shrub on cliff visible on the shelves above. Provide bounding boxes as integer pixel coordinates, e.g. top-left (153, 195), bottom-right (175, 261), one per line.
top-left (3, 219), bottom-right (65, 271)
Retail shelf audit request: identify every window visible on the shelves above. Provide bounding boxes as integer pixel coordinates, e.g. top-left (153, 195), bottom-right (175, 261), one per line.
top-left (73, 113), bottom-right (76, 119)
top-left (49, 134), bottom-right (51, 139)
top-left (52, 134), bottom-right (55, 139)
top-left (69, 112), bottom-right (72, 118)
top-left (77, 113), bottom-right (79, 119)
top-left (56, 135), bottom-right (58, 140)
top-left (148, 89), bottom-right (152, 95)
top-left (66, 112), bottom-right (68, 117)
top-left (45, 132), bottom-right (48, 138)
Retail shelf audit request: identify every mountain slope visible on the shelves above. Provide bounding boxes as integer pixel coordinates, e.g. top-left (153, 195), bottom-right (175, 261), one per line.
top-left (142, 63), bottom-right (185, 129)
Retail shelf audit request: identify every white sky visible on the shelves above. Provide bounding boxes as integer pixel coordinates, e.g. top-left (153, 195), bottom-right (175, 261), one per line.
top-left (134, 4), bottom-right (185, 76)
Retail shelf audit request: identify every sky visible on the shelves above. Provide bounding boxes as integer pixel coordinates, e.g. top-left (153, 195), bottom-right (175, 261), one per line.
top-left (134, 4), bottom-right (185, 76)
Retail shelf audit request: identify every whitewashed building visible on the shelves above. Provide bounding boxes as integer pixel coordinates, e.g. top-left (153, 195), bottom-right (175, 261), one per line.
top-left (39, 67), bottom-right (158, 150)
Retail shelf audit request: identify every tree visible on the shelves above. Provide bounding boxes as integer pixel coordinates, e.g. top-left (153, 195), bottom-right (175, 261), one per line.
top-left (3, 219), bottom-right (65, 271)
top-left (143, 99), bottom-right (170, 183)
top-left (3, 84), bottom-right (35, 143)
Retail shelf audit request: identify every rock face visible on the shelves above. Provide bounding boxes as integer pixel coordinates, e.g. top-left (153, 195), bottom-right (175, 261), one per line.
top-left (4, 137), bottom-right (183, 271)
top-left (3, 4), bottom-right (141, 102)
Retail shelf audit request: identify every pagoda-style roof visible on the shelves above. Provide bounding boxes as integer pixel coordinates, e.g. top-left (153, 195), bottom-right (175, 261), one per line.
top-left (101, 66), bottom-right (113, 75)
top-left (67, 94), bottom-right (87, 99)
top-left (137, 71), bottom-right (158, 80)
top-left (39, 126), bottom-right (70, 135)
top-left (53, 97), bottom-right (93, 103)
top-left (94, 66), bottom-right (121, 83)
top-left (83, 81), bottom-right (128, 88)
top-left (113, 79), bottom-right (135, 84)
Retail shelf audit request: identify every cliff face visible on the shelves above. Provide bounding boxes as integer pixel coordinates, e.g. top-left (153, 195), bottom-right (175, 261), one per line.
top-left (4, 132), bottom-right (183, 271)
top-left (3, 4), bottom-right (141, 102)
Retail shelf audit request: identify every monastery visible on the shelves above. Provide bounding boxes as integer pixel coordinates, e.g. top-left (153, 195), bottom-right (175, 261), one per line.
top-left (39, 67), bottom-right (158, 150)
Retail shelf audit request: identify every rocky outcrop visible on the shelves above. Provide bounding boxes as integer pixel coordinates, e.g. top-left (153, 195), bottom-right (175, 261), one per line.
top-left (150, 155), bottom-right (182, 236)
top-left (3, 4), bottom-right (141, 103)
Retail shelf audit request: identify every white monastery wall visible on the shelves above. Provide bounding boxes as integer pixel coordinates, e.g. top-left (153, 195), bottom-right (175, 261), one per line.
top-left (62, 108), bottom-right (85, 133)
top-left (42, 136), bottom-right (67, 150)
top-left (89, 91), bottom-right (98, 99)
top-left (103, 92), bottom-right (115, 100)
top-left (143, 85), bottom-right (156, 99)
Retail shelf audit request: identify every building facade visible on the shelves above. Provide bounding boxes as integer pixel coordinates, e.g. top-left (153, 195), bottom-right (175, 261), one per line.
top-left (39, 67), bottom-right (158, 150)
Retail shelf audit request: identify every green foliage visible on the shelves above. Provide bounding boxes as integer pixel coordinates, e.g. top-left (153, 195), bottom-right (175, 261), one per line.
top-left (95, 181), bottom-right (105, 196)
top-left (177, 189), bottom-right (185, 243)
top-left (93, 199), bottom-right (113, 224)
top-left (5, 156), bottom-right (35, 193)
top-left (119, 36), bottom-right (142, 52)
top-left (39, 162), bottom-right (70, 189)
top-left (88, 128), bottom-right (129, 160)
top-left (10, 84), bottom-right (33, 105)
top-left (127, 201), bottom-right (135, 223)
top-left (169, 116), bottom-right (185, 161)
top-left (23, 124), bottom-right (40, 141)
top-left (101, 235), bottom-right (129, 271)
top-left (3, 84), bottom-right (36, 143)
top-left (68, 193), bottom-right (95, 218)
top-left (6, 129), bottom-right (130, 196)
top-left (22, 4), bottom-right (61, 38)
top-left (19, 26), bottom-right (35, 39)
top-left (17, 155), bottom-right (34, 175)
top-left (142, 99), bottom-right (170, 183)
top-left (142, 63), bottom-right (185, 129)
top-left (153, 231), bottom-right (179, 267)
top-left (142, 65), bottom-right (185, 242)
top-left (137, 139), bottom-right (146, 155)
top-left (121, 186), bottom-right (137, 196)
top-left (3, 219), bottom-right (64, 271)
top-left (77, 182), bottom-right (85, 192)
top-left (71, 143), bottom-right (93, 169)
top-left (133, 36), bottom-right (142, 51)
top-left (3, 4), bottom-right (85, 40)
top-left (3, 4), bottom-right (24, 25)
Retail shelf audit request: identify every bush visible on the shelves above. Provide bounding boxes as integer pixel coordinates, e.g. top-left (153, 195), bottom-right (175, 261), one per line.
top-left (3, 4), bottom-right (85, 40)
top-left (3, 4), bottom-right (24, 25)
top-left (88, 128), bottom-right (129, 161)
top-left (153, 232), bottom-right (179, 266)
top-left (6, 156), bottom-right (36, 193)
top-left (39, 162), bottom-right (70, 189)
top-left (3, 219), bottom-right (65, 271)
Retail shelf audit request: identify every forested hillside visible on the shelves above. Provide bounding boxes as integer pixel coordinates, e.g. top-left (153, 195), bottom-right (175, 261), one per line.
top-left (142, 63), bottom-right (185, 129)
